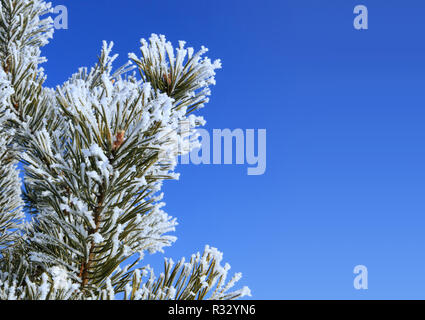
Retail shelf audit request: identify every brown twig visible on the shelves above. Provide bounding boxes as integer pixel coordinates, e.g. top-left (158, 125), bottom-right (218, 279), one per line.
top-left (79, 184), bottom-right (105, 288)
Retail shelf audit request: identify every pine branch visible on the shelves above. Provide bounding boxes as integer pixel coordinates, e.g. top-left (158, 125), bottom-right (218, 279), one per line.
top-left (0, 111), bottom-right (23, 250)
top-left (0, 0), bottom-right (54, 133)
top-left (0, 0), bottom-right (250, 300)
top-left (119, 246), bottom-right (251, 300)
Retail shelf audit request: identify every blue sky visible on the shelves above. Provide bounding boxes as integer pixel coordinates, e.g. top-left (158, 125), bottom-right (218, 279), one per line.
top-left (41, 0), bottom-right (425, 299)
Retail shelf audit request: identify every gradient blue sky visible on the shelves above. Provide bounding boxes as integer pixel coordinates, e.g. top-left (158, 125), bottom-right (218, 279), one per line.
top-left (40, 0), bottom-right (425, 299)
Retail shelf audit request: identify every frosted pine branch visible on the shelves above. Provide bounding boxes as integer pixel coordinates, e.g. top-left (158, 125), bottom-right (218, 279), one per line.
top-left (0, 0), bottom-right (250, 300)
top-left (119, 246), bottom-right (251, 300)
top-left (0, 68), bottom-right (23, 249)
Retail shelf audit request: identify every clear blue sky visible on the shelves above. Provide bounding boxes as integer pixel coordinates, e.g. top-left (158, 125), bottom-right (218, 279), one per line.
top-left (41, 0), bottom-right (425, 299)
